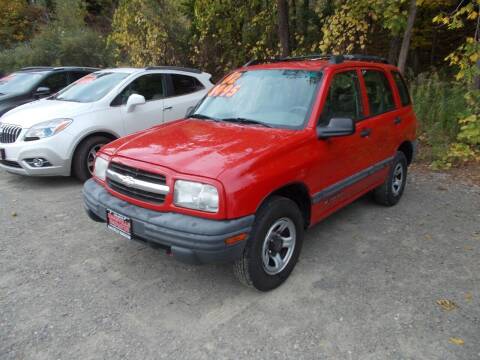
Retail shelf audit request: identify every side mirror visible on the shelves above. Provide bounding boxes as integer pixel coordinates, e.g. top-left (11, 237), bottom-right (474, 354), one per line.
top-left (35, 86), bottom-right (51, 98)
top-left (125, 94), bottom-right (146, 113)
top-left (317, 117), bottom-right (355, 139)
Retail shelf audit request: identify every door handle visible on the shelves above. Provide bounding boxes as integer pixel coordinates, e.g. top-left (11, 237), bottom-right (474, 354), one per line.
top-left (360, 128), bottom-right (372, 138)
top-left (163, 106), bottom-right (173, 111)
top-left (394, 116), bottom-right (402, 125)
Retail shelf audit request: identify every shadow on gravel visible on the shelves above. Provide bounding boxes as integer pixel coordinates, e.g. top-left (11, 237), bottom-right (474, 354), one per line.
top-left (2, 172), bottom-right (80, 188)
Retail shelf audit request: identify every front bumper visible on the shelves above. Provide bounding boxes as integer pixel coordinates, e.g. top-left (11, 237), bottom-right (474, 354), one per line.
top-left (0, 130), bottom-right (72, 176)
top-left (83, 179), bottom-right (255, 265)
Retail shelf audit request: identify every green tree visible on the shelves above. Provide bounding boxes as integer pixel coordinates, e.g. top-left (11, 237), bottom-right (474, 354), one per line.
top-left (108, 0), bottom-right (187, 66)
top-left (0, 0), bottom-right (45, 49)
top-left (189, 0), bottom-right (278, 76)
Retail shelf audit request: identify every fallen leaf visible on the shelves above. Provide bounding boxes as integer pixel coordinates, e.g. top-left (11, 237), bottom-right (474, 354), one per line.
top-left (11, 212), bottom-right (17, 217)
top-left (437, 299), bottom-right (458, 311)
top-left (464, 245), bottom-right (473, 251)
top-left (449, 337), bottom-right (465, 346)
top-left (465, 292), bottom-right (473, 302)
top-left (424, 234), bottom-right (432, 240)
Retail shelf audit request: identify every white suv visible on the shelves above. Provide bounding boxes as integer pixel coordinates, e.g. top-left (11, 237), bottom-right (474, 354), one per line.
top-left (0, 66), bottom-right (213, 181)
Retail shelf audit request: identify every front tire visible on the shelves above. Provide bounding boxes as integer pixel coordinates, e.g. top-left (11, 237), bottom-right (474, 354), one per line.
top-left (373, 151), bottom-right (408, 206)
top-left (72, 135), bottom-right (111, 182)
top-left (233, 196), bottom-right (304, 291)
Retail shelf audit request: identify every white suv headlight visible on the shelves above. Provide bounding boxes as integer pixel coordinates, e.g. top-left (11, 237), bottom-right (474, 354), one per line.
top-left (24, 118), bottom-right (72, 141)
top-left (174, 180), bottom-right (219, 213)
top-left (93, 156), bottom-right (109, 181)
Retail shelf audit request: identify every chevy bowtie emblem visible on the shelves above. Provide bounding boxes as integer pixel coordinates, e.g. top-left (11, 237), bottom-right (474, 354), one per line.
top-left (119, 174), bottom-right (135, 187)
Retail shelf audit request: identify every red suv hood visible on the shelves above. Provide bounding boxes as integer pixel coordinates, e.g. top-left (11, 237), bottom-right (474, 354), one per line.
top-left (104, 119), bottom-right (303, 179)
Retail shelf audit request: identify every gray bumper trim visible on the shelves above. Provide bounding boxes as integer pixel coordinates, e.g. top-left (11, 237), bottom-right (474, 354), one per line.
top-left (83, 179), bottom-right (254, 264)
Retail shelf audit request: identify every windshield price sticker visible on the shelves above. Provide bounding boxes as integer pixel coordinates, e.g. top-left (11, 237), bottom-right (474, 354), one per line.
top-left (208, 72), bottom-right (242, 98)
top-left (75, 74), bottom-right (97, 84)
top-left (0, 74), bottom-right (14, 83)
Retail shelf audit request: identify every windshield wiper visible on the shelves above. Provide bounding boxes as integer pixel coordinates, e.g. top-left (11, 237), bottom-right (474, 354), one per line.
top-left (189, 113), bottom-right (220, 121)
top-left (220, 117), bottom-right (272, 128)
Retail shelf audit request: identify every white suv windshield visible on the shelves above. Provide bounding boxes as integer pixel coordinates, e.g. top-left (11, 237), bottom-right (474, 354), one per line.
top-left (0, 72), bottom-right (43, 94)
top-left (193, 69), bottom-right (322, 129)
top-left (53, 72), bottom-right (129, 103)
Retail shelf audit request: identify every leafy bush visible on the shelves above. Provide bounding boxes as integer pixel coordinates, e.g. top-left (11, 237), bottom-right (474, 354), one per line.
top-left (410, 72), bottom-right (471, 164)
top-left (0, 27), bottom-right (111, 72)
top-left (0, 0), bottom-right (112, 73)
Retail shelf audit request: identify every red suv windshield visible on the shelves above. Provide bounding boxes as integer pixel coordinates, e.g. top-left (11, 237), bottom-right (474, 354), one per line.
top-left (193, 69), bottom-right (322, 129)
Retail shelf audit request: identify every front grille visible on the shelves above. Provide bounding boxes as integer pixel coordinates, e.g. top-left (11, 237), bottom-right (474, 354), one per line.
top-left (109, 162), bottom-right (166, 185)
top-left (0, 160), bottom-right (21, 168)
top-left (107, 178), bottom-right (166, 204)
top-left (107, 162), bottom-right (167, 204)
top-left (0, 124), bottom-right (22, 143)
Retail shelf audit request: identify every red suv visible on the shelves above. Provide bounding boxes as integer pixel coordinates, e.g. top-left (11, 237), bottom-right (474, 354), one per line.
top-left (83, 55), bottom-right (417, 291)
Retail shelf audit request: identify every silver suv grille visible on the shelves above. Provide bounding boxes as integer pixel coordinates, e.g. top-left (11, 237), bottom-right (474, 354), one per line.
top-left (106, 162), bottom-right (169, 204)
top-left (0, 124), bottom-right (22, 143)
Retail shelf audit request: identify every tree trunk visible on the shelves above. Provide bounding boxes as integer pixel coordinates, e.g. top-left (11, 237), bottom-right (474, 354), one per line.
top-left (388, 36), bottom-right (400, 65)
top-left (301, 0), bottom-right (309, 36)
top-left (397, 0), bottom-right (417, 74)
top-left (291, 0), bottom-right (297, 50)
top-left (277, 0), bottom-right (290, 57)
top-left (474, 5), bottom-right (480, 89)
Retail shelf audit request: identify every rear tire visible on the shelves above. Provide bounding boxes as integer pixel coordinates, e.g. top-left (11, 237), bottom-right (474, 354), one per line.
top-left (72, 135), bottom-right (111, 182)
top-left (233, 196), bottom-right (304, 291)
top-left (373, 151), bottom-right (408, 206)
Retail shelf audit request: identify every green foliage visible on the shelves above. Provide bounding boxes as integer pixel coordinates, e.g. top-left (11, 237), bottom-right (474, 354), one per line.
top-left (108, 0), bottom-right (188, 67)
top-left (317, 0), bottom-right (407, 54)
top-left (411, 71), bottom-right (479, 168)
top-left (0, 0), bottom-right (111, 72)
top-left (189, 0), bottom-right (278, 76)
top-left (432, 0), bottom-right (480, 167)
top-left (0, 0), bottom-right (45, 49)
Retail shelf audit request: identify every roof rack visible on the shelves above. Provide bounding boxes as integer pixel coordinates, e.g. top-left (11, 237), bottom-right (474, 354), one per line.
top-left (144, 66), bottom-right (202, 74)
top-left (21, 66), bottom-right (55, 71)
top-left (20, 66), bottom-right (100, 72)
top-left (243, 54), bottom-right (389, 67)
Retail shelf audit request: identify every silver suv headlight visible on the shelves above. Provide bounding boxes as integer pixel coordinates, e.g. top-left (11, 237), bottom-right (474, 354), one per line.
top-left (174, 180), bottom-right (219, 213)
top-left (24, 118), bottom-right (72, 141)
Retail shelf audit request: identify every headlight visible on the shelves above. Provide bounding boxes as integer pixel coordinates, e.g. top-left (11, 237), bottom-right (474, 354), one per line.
top-left (174, 180), bottom-right (219, 213)
top-left (24, 118), bottom-right (72, 141)
top-left (93, 155), bottom-right (109, 181)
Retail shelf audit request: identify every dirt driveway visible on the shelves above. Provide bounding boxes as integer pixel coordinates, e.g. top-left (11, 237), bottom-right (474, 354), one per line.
top-left (1, 167), bottom-right (479, 360)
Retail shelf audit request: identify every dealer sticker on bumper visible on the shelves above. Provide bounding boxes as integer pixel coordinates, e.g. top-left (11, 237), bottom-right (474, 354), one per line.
top-left (106, 209), bottom-right (132, 240)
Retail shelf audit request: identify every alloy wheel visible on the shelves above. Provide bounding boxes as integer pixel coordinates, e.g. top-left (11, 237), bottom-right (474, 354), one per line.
top-left (261, 217), bottom-right (296, 275)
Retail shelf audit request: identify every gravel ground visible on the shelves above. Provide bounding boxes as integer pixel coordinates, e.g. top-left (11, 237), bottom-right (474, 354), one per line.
top-left (1, 167), bottom-right (479, 360)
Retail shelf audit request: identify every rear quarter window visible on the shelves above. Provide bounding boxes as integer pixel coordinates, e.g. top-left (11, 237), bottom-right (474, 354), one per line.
top-left (171, 74), bottom-right (204, 96)
top-left (391, 71), bottom-right (411, 107)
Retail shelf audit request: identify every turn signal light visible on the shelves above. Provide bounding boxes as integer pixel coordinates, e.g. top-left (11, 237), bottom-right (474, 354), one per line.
top-left (225, 233), bottom-right (247, 245)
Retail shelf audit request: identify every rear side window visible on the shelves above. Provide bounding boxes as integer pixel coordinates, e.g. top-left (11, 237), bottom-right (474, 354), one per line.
top-left (362, 70), bottom-right (395, 116)
top-left (171, 74), bottom-right (204, 96)
top-left (39, 72), bottom-right (69, 93)
top-left (319, 70), bottom-right (363, 125)
top-left (391, 71), bottom-right (411, 106)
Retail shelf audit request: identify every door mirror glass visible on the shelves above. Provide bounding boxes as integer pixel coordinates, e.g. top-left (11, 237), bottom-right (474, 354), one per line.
top-left (317, 117), bottom-right (355, 139)
top-left (35, 86), bottom-right (51, 97)
top-left (125, 94), bottom-right (146, 112)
